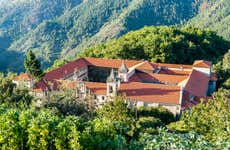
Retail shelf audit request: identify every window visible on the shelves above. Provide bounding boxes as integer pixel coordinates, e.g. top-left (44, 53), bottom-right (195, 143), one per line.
top-left (189, 94), bottom-right (194, 102)
top-left (109, 86), bottom-right (113, 93)
top-left (102, 96), bottom-right (105, 100)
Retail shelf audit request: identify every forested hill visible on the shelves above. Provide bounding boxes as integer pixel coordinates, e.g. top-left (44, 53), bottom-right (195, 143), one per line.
top-left (187, 0), bottom-right (230, 41)
top-left (0, 0), bottom-right (204, 72)
top-left (80, 26), bottom-right (230, 65)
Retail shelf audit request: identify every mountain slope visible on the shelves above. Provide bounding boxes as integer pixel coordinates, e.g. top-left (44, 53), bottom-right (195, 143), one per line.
top-left (0, 0), bottom-right (82, 72)
top-left (187, 0), bottom-right (230, 40)
top-left (0, 0), bottom-right (82, 39)
top-left (5, 0), bottom-right (203, 73)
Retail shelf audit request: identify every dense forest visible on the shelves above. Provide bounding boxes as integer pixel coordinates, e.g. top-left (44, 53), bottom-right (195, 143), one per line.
top-left (0, 0), bottom-right (209, 72)
top-left (80, 26), bottom-right (230, 64)
top-left (188, 0), bottom-right (230, 41)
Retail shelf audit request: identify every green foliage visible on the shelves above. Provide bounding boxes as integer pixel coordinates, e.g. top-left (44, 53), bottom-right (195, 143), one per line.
top-left (0, 109), bottom-right (23, 150)
top-left (1, 0), bottom-right (205, 72)
top-left (54, 116), bottom-right (81, 150)
top-left (0, 73), bottom-right (33, 108)
top-left (24, 50), bottom-right (44, 81)
top-left (80, 97), bottom-right (135, 149)
top-left (213, 50), bottom-right (230, 88)
top-left (137, 106), bottom-right (175, 125)
top-left (81, 26), bottom-right (230, 64)
top-left (138, 128), bottom-right (230, 150)
top-left (81, 118), bottom-right (128, 150)
top-left (168, 89), bottom-right (230, 142)
top-left (188, 0), bottom-right (230, 41)
top-left (44, 89), bottom-right (88, 116)
top-left (0, 73), bottom-right (15, 102)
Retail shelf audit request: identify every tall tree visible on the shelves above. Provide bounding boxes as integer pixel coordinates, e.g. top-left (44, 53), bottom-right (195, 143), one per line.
top-left (24, 50), bottom-right (44, 81)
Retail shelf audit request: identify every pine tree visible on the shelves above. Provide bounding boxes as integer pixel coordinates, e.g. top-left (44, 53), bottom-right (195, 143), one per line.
top-left (24, 50), bottom-right (44, 81)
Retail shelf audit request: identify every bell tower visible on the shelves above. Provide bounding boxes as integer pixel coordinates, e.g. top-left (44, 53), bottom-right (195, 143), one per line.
top-left (118, 60), bottom-right (129, 82)
top-left (107, 69), bottom-right (118, 97)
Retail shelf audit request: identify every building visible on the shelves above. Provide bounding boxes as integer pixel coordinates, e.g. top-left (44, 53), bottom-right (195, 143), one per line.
top-left (13, 57), bottom-right (217, 115)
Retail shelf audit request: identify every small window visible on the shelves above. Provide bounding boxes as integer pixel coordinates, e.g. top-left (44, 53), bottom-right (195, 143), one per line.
top-left (102, 96), bottom-right (105, 100)
top-left (189, 94), bottom-right (194, 102)
top-left (109, 86), bottom-right (113, 93)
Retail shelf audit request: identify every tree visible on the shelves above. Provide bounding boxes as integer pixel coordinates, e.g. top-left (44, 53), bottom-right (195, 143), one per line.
top-left (0, 73), bottom-right (33, 108)
top-left (138, 128), bottom-right (230, 150)
top-left (80, 26), bottom-right (230, 65)
top-left (24, 50), bottom-right (44, 81)
top-left (213, 50), bottom-right (230, 88)
top-left (0, 109), bottom-right (23, 150)
top-left (80, 97), bottom-right (135, 149)
top-left (167, 89), bottom-right (230, 142)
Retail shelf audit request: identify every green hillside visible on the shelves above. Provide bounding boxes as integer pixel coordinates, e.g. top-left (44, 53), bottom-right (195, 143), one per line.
top-left (0, 0), bottom-right (82, 39)
top-left (188, 0), bottom-right (230, 40)
top-left (80, 26), bottom-right (230, 64)
top-left (1, 0), bottom-right (203, 72)
top-left (0, 0), bottom-right (82, 72)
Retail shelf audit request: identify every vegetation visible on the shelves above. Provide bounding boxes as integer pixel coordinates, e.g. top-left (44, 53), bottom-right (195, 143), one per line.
top-left (0, 0), bottom-right (206, 72)
top-left (0, 0), bottom-right (229, 149)
top-left (168, 89), bottom-right (230, 142)
top-left (24, 50), bottom-right (44, 81)
top-left (188, 0), bottom-right (230, 41)
top-left (0, 54), bottom-right (230, 149)
top-left (81, 26), bottom-right (230, 64)
top-left (213, 50), bottom-right (230, 88)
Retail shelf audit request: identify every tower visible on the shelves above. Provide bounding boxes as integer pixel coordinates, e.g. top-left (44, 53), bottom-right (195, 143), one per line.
top-left (118, 60), bottom-right (129, 82)
top-left (107, 69), bottom-right (118, 97)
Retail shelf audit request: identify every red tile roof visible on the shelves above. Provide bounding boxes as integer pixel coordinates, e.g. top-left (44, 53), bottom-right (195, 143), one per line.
top-left (44, 58), bottom-right (88, 80)
top-left (184, 70), bottom-right (210, 97)
top-left (158, 69), bottom-right (191, 76)
top-left (81, 81), bottom-right (181, 105)
top-left (157, 63), bottom-right (193, 70)
top-left (33, 88), bottom-right (44, 93)
top-left (135, 61), bottom-right (157, 71)
top-left (129, 72), bottom-right (188, 85)
top-left (85, 82), bottom-right (107, 95)
top-left (193, 60), bottom-right (212, 68)
top-left (119, 82), bottom-right (181, 105)
top-left (13, 73), bottom-right (32, 81)
top-left (83, 57), bottom-right (142, 69)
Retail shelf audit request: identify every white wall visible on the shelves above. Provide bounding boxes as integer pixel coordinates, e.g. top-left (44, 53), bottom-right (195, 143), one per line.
top-left (193, 67), bottom-right (211, 77)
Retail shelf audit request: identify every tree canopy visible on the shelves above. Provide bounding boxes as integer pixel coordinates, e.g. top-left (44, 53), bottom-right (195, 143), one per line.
top-left (80, 26), bottom-right (230, 64)
top-left (24, 50), bottom-right (44, 81)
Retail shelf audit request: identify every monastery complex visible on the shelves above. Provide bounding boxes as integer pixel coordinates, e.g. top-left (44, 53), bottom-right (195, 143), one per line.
top-left (13, 57), bottom-right (217, 115)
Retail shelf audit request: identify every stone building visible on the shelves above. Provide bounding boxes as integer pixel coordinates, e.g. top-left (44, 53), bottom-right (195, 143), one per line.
top-left (13, 57), bottom-right (217, 115)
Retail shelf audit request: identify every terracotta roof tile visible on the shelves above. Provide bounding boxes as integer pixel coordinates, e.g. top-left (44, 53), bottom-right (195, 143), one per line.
top-left (44, 58), bottom-right (88, 80)
top-left (158, 69), bottom-right (191, 76)
top-left (184, 70), bottom-right (209, 97)
top-left (13, 73), bottom-right (32, 81)
top-left (119, 82), bottom-right (181, 105)
top-left (85, 82), bottom-right (107, 95)
top-left (135, 61), bottom-right (157, 71)
top-left (157, 63), bottom-right (193, 69)
top-left (83, 57), bottom-right (142, 69)
top-left (193, 60), bottom-right (212, 68)
top-left (129, 72), bottom-right (188, 85)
